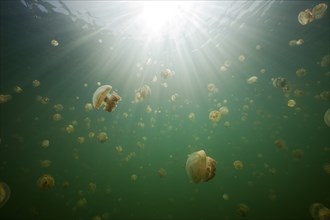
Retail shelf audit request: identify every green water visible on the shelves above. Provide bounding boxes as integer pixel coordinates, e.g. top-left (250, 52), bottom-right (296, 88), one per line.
top-left (0, 1), bottom-right (329, 219)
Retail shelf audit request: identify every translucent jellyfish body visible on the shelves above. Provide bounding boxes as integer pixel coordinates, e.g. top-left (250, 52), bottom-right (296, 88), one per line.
top-left (185, 150), bottom-right (216, 183)
top-left (92, 85), bottom-right (121, 112)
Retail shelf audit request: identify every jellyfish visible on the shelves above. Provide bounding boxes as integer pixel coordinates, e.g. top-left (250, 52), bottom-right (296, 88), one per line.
top-left (233, 160), bottom-right (244, 170)
top-left (185, 150), bottom-right (217, 183)
top-left (312, 3), bottom-right (328, 20)
top-left (209, 110), bottom-right (221, 122)
top-left (37, 174), bottom-right (55, 190)
top-left (237, 203), bottom-right (250, 217)
top-left (0, 182), bottom-right (10, 208)
top-left (310, 203), bottom-right (330, 220)
top-left (158, 168), bottom-right (167, 178)
top-left (160, 69), bottom-right (175, 79)
top-left (247, 76), bottom-right (258, 84)
top-left (131, 174), bottom-right (137, 183)
top-left (298, 9), bottom-right (314, 25)
top-left (92, 85), bottom-right (121, 112)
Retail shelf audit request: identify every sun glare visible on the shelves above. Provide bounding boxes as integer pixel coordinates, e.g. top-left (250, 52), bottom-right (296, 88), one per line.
top-left (139, 1), bottom-right (194, 37)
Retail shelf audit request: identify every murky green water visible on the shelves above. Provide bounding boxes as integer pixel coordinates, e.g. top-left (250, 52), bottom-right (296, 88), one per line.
top-left (0, 1), bottom-right (329, 219)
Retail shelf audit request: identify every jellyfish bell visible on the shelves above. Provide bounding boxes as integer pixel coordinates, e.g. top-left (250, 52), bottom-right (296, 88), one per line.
top-left (92, 85), bottom-right (121, 112)
top-left (312, 3), bottom-right (328, 20)
top-left (298, 9), bottom-right (314, 25)
top-left (185, 150), bottom-right (217, 183)
top-left (0, 182), bottom-right (10, 208)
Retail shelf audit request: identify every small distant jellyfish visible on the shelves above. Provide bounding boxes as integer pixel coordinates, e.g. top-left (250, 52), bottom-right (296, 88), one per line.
top-left (222, 193), bottom-right (229, 201)
top-left (274, 139), bottom-right (286, 149)
top-left (77, 137), bottom-right (85, 144)
top-left (296, 68), bottom-right (307, 77)
top-left (233, 160), bottom-right (244, 170)
top-left (65, 124), bottom-right (74, 134)
top-left (247, 76), bottom-right (258, 84)
top-left (131, 174), bottom-right (137, 183)
top-left (209, 110), bottom-right (221, 122)
top-left (32, 80), bottom-right (40, 87)
top-left (97, 132), bottom-right (108, 143)
top-left (158, 168), bottom-right (167, 178)
top-left (0, 94), bottom-right (12, 104)
top-left (77, 198), bottom-right (87, 207)
top-left (53, 104), bottom-right (64, 112)
top-left (40, 160), bottom-right (52, 168)
top-left (92, 85), bottom-right (121, 112)
top-left (133, 85), bottom-right (151, 103)
top-left (13, 86), bottom-right (23, 93)
top-left (84, 103), bottom-right (93, 112)
top-left (52, 113), bottom-right (62, 121)
top-left (146, 105), bottom-right (152, 113)
top-left (51, 39), bottom-right (59, 47)
top-left (238, 55), bottom-right (246, 62)
top-left (115, 145), bottom-right (123, 154)
top-left (324, 109), bottom-right (330, 127)
top-left (160, 69), bottom-right (175, 79)
top-left (0, 181), bottom-right (10, 208)
top-left (37, 174), bottom-right (55, 190)
top-left (188, 112), bottom-right (195, 121)
top-left (219, 106), bottom-right (229, 115)
top-left (287, 99), bottom-right (297, 108)
top-left (88, 182), bottom-right (96, 192)
top-left (237, 203), bottom-right (250, 217)
top-left (41, 139), bottom-right (50, 149)
top-left (207, 83), bottom-right (217, 93)
top-left (323, 162), bottom-right (330, 174)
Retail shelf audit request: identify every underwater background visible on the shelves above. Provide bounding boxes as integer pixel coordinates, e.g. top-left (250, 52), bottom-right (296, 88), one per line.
top-left (0, 0), bottom-right (329, 219)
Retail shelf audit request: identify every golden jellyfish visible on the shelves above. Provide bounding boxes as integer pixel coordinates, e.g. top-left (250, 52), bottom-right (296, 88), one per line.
top-left (65, 124), bottom-right (74, 134)
top-left (0, 182), bottom-right (10, 208)
top-left (52, 113), bottom-right (62, 121)
top-left (237, 204), bottom-right (250, 217)
top-left (298, 9), bottom-right (314, 25)
top-left (32, 80), bottom-right (40, 87)
top-left (53, 104), bottom-right (64, 112)
top-left (92, 85), bottom-right (121, 112)
top-left (296, 68), bottom-right (307, 77)
top-left (222, 193), bottom-right (229, 201)
top-left (40, 139), bottom-right (50, 149)
top-left (88, 182), bottom-right (96, 192)
top-left (274, 139), bottom-right (285, 149)
top-left (312, 3), bottom-right (328, 20)
top-left (51, 39), bottom-right (59, 46)
top-left (185, 150), bottom-right (217, 183)
top-left (233, 160), bottom-right (244, 170)
top-left (238, 55), bottom-right (246, 62)
top-left (188, 112), bottom-right (195, 121)
top-left (84, 103), bottom-right (93, 112)
top-left (158, 168), bottom-right (167, 178)
top-left (37, 174), bottom-right (55, 190)
top-left (219, 106), bottom-right (229, 115)
top-left (320, 54), bottom-right (330, 67)
top-left (77, 137), bottom-right (85, 144)
top-left (287, 99), bottom-right (297, 108)
top-left (0, 94), bottom-right (12, 104)
top-left (310, 203), bottom-right (330, 220)
top-left (160, 68), bottom-right (175, 79)
top-left (209, 110), bottom-right (221, 122)
top-left (207, 83), bottom-right (217, 93)
top-left (40, 160), bottom-right (52, 168)
top-left (133, 85), bottom-right (151, 103)
top-left (131, 174), bottom-right (137, 183)
top-left (146, 105), bottom-right (152, 113)
top-left (115, 145), bottom-right (123, 154)
top-left (97, 132), bottom-right (108, 143)
top-left (77, 198), bottom-right (87, 207)
top-left (13, 86), bottom-right (23, 93)
top-left (324, 109), bottom-right (330, 127)
top-left (247, 76), bottom-right (258, 84)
